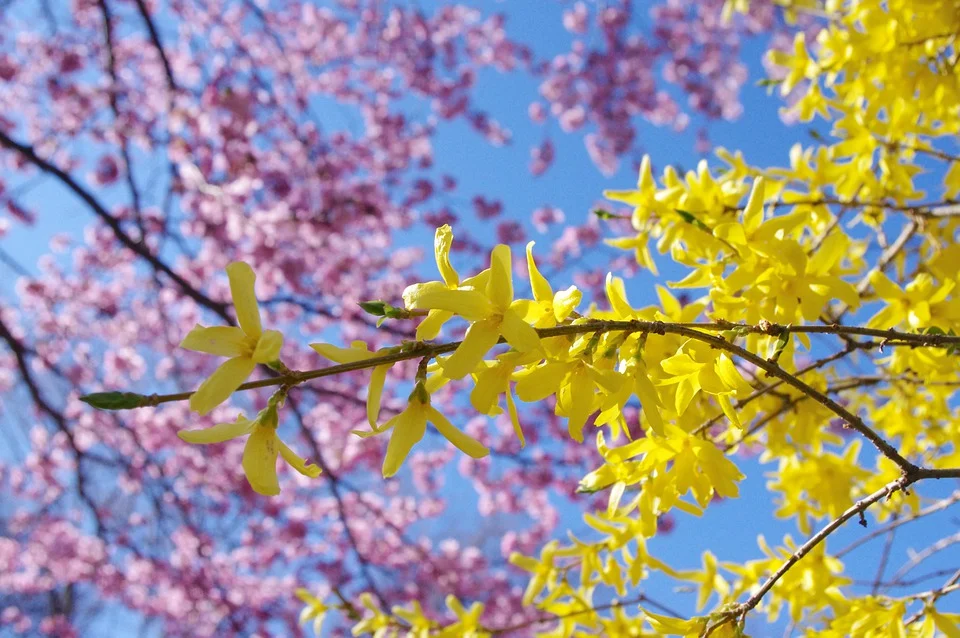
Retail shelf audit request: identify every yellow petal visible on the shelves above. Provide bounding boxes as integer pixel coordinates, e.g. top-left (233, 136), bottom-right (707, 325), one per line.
top-left (178, 414), bottom-right (256, 444)
top-left (403, 282), bottom-right (494, 321)
top-left (242, 426), bottom-right (280, 496)
top-left (441, 318), bottom-right (501, 380)
top-left (661, 352), bottom-right (703, 377)
top-left (712, 222), bottom-right (747, 246)
top-left (715, 354), bottom-right (744, 391)
top-left (506, 387), bottom-right (525, 447)
top-left (470, 366), bottom-right (505, 415)
top-left (226, 261), bottom-right (262, 338)
top-left (552, 286), bottom-right (582, 321)
top-left (486, 244), bottom-right (513, 312)
top-left (310, 342), bottom-right (375, 364)
top-left (565, 371), bottom-right (595, 442)
top-left (367, 364), bottom-right (390, 428)
top-left (525, 242), bottom-right (554, 302)
top-left (382, 404), bottom-right (428, 477)
top-left (180, 325), bottom-right (248, 357)
top-left (634, 367), bottom-right (664, 437)
top-left (718, 394), bottom-right (742, 430)
top-left (354, 412), bottom-right (399, 439)
top-left (461, 268), bottom-right (490, 290)
top-left (515, 362), bottom-right (567, 402)
top-left (416, 309), bottom-right (453, 341)
top-left (427, 406), bottom-right (489, 459)
top-left (434, 224), bottom-right (459, 287)
top-left (605, 273), bottom-right (635, 318)
top-left (251, 329), bottom-right (283, 364)
top-left (869, 270), bottom-right (903, 300)
top-left (501, 308), bottom-right (541, 353)
top-left (189, 357), bottom-right (257, 415)
top-left (278, 439), bottom-right (323, 478)
top-left (742, 176), bottom-right (765, 234)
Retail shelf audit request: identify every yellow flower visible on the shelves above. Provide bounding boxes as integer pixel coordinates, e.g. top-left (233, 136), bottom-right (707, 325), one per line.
top-left (514, 352), bottom-right (623, 443)
top-left (295, 588), bottom-right (330, 636)
top-left (177, 404), bottom-right (321, 496)
top-left (659, 341), bottom-right (747, 425)
top-left (405, 224), bottom-right (490, 340)
top-left (523, 241), bottom-right (582, 328)
top-left (380, 382), bottom-right (489, 477)
top-left (310, 340), bottom-right (391, 430)
top-left (437, 595), bottom-right (487, 638)
top-left (180, 262), bottom-right (283, 415)
top-left (866, 271), bottom-right (954, 330)
top-left (406, 244), bottom-right (542, 379)
top-left (470, 350), bottom-right (541, 447)
top-left (643, 610), bottom-right (705, 636)
top-left (509, 540), bottom-right (560, 606)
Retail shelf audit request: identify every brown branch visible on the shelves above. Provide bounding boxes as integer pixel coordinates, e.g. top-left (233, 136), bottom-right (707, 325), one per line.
top-left (287, 398), bottom-right (391, 610)
top-left (131, 0), bottom-right (178, 93)
top-left (487, 593), bottom-right (678, 635)
top-left (889, 531), bottom-right (960, 584)
top-left (0, 315), bottom-right (105, 535)
top-left (904, 568), bottom-right (960, 625)
top-left (97, 0), bottom-right (146, 238)
top-left (131, 320), bottom-right (960, 411)
top-left (837, 490), bottom-right (960, 558)
top-left (871, 525), bottom-right (897, 595)
top-left (703, 477), bottom-right (911, 636)
top-left (0, 129), bottom-right (232, 323)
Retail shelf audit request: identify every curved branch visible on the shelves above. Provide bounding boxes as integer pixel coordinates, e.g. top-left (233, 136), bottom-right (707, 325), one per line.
top-left (0, 129), bottom-right (231, 323)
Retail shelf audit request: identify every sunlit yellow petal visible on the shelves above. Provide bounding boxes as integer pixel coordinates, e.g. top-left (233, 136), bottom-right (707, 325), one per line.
top-left (310, 341), bottom-right (376, 363)
top-left (354, 413), bottom-right (400, 438)
top-left (434, 224), bottom-right (459, 287)
top-left (501, 308), bottom-right (541, 353)
top-left (226, 261), bottom-right (263, 338)
top-left (743, 176), bottom-right (766, 234)
top-left (367, 364), bottom-right (390, 428)
top-left (178, 414), bottom-right (256, 444)
top-left (179, 325), bottom-right (248, 357)
top-left (441, 318), bottom-right (501, 380)
top-left (382, 404), bottom-right (428, 478)
top-left (525, 241), bottom-right (554, 302)
top-left (278, 439), bottom-right (323, 478)
top-left (511, 298), bottom-right (546, 324)
top-left (718, 394), bottom-right (742, 430)
top-left (486, 244), bottom-right (513, 312)
top-left (470, 366), bottom-right (505, 415)
top-left (634, 368), bottom-right (664, 437)
top-left (189, 357), bottom-right (257, 415)
top-left (605, 273), bottom-right (635, 318)
top-left (416, 309), bottom-right (453, 341)
top-left (241, 426), bottom-right (280, 496)
top-left (869, 270), bottom-right (903, 301)
top-left (403, 282), bottom-right (494, 320)
top-left (552, 286), bottom-right (582, 321)
top-left (715, 354), bottom-right (744, 392)
top-left (515, 362), bottom-right (567, 402)
top-left (251, 329), bottom-right (283, 364)
top-left (427, 406), bottom-right (489, 459)
top-left (565, 371), bottom-right (595, 442)
top-left (505, 387), bottom-right (525, 447)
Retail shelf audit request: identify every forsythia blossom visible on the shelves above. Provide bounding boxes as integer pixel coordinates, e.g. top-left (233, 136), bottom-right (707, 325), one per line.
top-left (405, 243), bottom-right (542, 379)
top-left (178, 402), bottom-right (321, 495)
top-left (180, 261), bottom-right (283, 415)
top-left (380, 381), bottom-right (489, 477)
